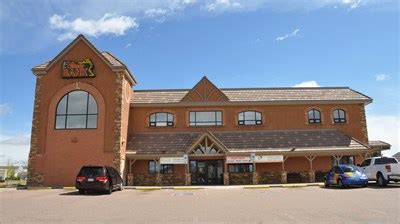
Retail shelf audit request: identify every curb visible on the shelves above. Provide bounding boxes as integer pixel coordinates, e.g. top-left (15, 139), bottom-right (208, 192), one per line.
top-left (173, 186), bottom-right (201, 190)
top-left (27, 187), bottom-right (52, 190)
top-left (135, 187), bottom-right (162, 191)
top-left (126, 183), bottom-right (324, 190)
top-left (282, 184), bottom-right (308, 188)
top-left (62, 187), bottom-right (76, 191)
top-left (244, 185), bottom-right (271, 189)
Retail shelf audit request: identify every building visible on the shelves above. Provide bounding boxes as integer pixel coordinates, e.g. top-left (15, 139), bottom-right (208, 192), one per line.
top-left (27, 35), bottom-right (390, 187)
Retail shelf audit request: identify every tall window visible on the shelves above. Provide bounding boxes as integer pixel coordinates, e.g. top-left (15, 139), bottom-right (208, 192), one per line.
top-left (149, 112), bottom-right (174, 127)
top-left (333, 109), bottom-right (346, 123)
top-left (55, 90), bottom-right (98, 129)
top-left (238, 111), bottom-right (262, 125)
top-left (308, 109), bottom-right (321, 124)
top-left (189, 111), bottom-right (222, 126)
top-left (148, 161), bottom-right (157, 174)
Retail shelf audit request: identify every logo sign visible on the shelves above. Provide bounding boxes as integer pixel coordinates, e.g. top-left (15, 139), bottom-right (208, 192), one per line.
top-left (62, 59), bottom-right (95, 78)
top-left (160, 156), bottom-right (188, 165)
top-left (226, 156), bottom-right (252, 164)
top-left (253, 155), bottom-right (284, 163)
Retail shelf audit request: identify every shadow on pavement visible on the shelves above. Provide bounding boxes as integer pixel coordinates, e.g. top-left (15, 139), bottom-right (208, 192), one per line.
top-left (320, 183), bottom-right (400, 190)
top-left (59, 191), bottom-right (109, 196)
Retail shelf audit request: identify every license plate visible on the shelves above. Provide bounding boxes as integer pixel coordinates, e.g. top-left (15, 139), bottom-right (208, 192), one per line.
top-left (88, 178), bottom-right (94, 182)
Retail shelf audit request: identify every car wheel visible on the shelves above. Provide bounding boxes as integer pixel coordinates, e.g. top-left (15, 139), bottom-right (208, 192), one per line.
top-left (338, 179), bottom-right (344, 188)
top-left (105, 183), bottom-right (113, 194)
top-left (78, 189), bottom-right (85, 195)
top-left (324, 178), bottom-right (330, 188)
top-left (118, 183), bottom-right (123, 191)
top-left (377, 173), bottom-right (387, 187)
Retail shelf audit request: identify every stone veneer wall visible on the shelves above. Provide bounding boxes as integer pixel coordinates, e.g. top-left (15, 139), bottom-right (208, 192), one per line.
top-left (360, 104), bottom-right (369, 143)
top-left (161, 174), bottom-right (186, 186)
top-left (315, 170), bottom-right (329, 182)
top-left (287, 171), bottom-right (310, 183)
top-left (229, 173), bottom-right (253, 185)
top-left (112, 73), bottom-right (124, 174)
top-left (131, 174), bottom-right (158, 186)
top-left (27, 75), bottom-right (44, 187)
top-left (258, 171), bottom-right (282, 184)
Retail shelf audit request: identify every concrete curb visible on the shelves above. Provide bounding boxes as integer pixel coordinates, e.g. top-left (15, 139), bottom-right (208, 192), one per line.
top-left (27, 187), bottom-right (52, 190)
top-left (62, 187), bottom-right (76, 191)
top-left (126, 183), bottom-right (324, 190)
top-left (135, 187), bottom-right (162, 191)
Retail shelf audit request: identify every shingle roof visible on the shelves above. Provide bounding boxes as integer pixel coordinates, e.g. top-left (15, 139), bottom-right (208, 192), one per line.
top-left (126, 129), bottom-right (368, 155)
top-left (132, 87), bottom-right (371, 104)
top-left (369, 140), bottom-right (391, 150)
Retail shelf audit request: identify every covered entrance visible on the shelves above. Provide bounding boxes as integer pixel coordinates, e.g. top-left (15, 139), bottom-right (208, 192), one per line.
top-left (190, 160), bottom-right (224, 185)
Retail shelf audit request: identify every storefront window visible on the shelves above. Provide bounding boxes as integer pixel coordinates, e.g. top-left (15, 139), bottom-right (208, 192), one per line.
top-left (189, 111), bottom-right (222, 126)
top-left (55, 90), bottom-right (97, 129)
top-left (148, 161), bottom-right (157, 174)
top-left (160, 164), bottom-right (174, 174)
top-left (228, 164), bottom-right (253, 173)
top-left (149, 112), bottom-right (174, 127)
top-left (238, 111), bottom-right (262, 125)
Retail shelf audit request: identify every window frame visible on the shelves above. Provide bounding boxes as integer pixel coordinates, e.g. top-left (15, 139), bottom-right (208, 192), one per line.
top-left (307, 109), bottom-right (321, 124)
top-left (333, 109), bottom-right (347, 124)
top-left (160, 164), bottom-right (174, 174)
top-left (189, 111), bottom-right (223, 126)
top-left (228, 164), bottom-right (254, 173)
top-left (148, 161), bottom-right (157, 174)
top-left (149, 112), bottom-right (174, 127)
top-left (238, 111), bottom-right (262, 126)
top-left (55, 90), bottom-right (98, 130)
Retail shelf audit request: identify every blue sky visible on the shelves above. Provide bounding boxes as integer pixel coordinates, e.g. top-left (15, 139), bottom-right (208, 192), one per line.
top-left (0, 0), bottom-right (399, 165)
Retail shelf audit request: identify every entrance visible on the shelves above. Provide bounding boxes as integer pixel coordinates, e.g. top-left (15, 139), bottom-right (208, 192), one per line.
top-left (190, 160), bottom-right (224, 185)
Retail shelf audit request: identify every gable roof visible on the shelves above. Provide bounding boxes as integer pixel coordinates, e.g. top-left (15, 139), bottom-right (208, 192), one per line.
top-left (181, 76), bottom-right (229, 102)
top-left (132, 87), bottom-right (372, 105)
top-left (31, 34), bottom-right (137, 85)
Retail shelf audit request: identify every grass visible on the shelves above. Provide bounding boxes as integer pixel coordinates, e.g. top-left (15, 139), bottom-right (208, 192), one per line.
top-left (0, 179), bottom-right (26, 188)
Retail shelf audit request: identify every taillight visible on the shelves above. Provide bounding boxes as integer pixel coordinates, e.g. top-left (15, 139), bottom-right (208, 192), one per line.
top-left (385, 165), bottom-right (391, 172)
top-left (76, 176), bottom-right (86, 182)
top-left (96, 176), bottom-right (108, 183)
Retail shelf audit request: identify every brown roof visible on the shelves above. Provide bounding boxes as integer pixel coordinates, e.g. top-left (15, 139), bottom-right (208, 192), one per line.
top-left (132, 87), bottom-right (371, 104)
top-left (126, 129), bottom-right (368, 155)
top-left (369, 140), bottom-right (391, 150)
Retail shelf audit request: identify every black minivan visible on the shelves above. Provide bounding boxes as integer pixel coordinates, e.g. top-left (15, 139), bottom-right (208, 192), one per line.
top-left (75, 166), bottom-right (123, 194)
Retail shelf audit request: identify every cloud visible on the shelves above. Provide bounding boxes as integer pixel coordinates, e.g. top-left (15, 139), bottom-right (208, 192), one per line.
top-left (0, 104), bottom-right (11, 116)
top-left (375, 73), bottom-right (388, 81)
top-left (276, 28), bottom-right (300, 41)
top-left (367, 115), bottom-right (400, 156)
top-left (0, 135), bottom-right (31, 146)
top-left (342, 0), bottom-right (363, 9)
top-left (0, 134), bottom-right (30, 166)
top-left (125, 43), bottom-right (132, 48)
top-left (145, 8), bottom-right (168, 18)
top-left (49, 13), bottom-right (139, 41)
top-left (205, 0), bottom-right (241, 11)
top-left (293, 80), bottom-right (321, 87)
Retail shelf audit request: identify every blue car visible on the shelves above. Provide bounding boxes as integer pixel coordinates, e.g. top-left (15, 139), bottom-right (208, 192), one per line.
top-left (324, 164), bottom-right (368, 188)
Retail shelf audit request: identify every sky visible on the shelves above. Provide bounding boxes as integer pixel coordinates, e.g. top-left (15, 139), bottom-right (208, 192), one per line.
top-left (0, 0), bottom-right (399, 165)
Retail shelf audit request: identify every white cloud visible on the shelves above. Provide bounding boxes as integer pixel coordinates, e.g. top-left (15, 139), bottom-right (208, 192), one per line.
top-left (125, 43), bottom-right (132, 48)
top-left (145, 8), bottom-right (168, 18)
top-left (0, 135), bottom-right (31, 146)
top-left (0, 104), bottom-right (11, 116)
top-left (49, 13), bottom-right (138, 41)
top-left (375, 73), bottom-right (388, 81)
top-left (205, 0), bottom-right (241, 11)
top-left (367, 115), bottom-right (400, 156)
top-left (276, 28), bottom-right (300, 41)
top-left (0, 134), bottom-right (30, 166)
top-left (342, 0), bottom-right (363, 9)
top-left (293, 80), bottom-right (321, 87)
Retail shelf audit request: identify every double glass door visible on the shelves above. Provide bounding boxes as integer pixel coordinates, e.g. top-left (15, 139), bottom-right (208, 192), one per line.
top-left (190, 160), bottom-right (223, 185)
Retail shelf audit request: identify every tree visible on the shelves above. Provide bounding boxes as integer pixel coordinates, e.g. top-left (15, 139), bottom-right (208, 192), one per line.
top-left (6, 160), bottom-right (16, 180)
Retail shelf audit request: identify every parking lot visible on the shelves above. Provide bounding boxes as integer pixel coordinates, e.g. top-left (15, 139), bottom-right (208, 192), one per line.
top-left (1, 184), bottom-right (399, 224)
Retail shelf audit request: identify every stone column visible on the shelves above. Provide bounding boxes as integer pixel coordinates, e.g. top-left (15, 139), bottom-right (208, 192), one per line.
top-left (223, 173), bottom-right (229, 185)
top-left (308, 170), bottom-right (315, 183)
top-left (185, 173), bottom-right (191, 186)
top-left (281, 171), bottom-right (287, 184)
top-left (253, 172), bottom-right (259, 185)
top-left (127, 174), bottom-right (134, 186)
top-left (156, 173), bottom-right (162, 186)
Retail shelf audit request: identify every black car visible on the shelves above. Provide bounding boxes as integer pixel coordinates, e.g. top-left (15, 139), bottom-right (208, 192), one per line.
top-left (75, 166), bottom-right (123, 194)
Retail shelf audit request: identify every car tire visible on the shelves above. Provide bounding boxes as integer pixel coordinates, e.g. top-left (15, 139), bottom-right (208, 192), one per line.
top-left (118, 183), bottom-right (123, 191)
top-left (105, 183), bottom-right (113, 194)
top-left (324, 178), bottom-right (330, 188)
top-left (377, 173), bottom-right (387, 187)
top-left (78, 189), bottom-right (85, 195)
top-left (338, 179), bottom-right (344, 188)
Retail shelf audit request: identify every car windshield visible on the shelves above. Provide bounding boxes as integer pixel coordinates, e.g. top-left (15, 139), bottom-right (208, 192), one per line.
top-left (341, 165), bottom-right (361, 173)
top-left (79, 167), bottom-right (104, 176)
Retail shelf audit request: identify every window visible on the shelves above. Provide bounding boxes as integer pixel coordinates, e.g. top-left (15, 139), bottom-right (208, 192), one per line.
top-left (228, 164), bottom-right (254, 173)
top-left (333, 109), bottom-right (346, 123)
top-left (189, 111), bottom-right (222, 126)
top-left (148, 161), bottom-right (157, 174)
top-left (374, 157), bottom-right (398, 165)
top-left (149, 112), bottom-right (174, 127)
top-left (332, 156), bottom-right (354, 166)
top-left (360, 159), bottom-right (371, 167)
top-left (160, 164), bottom-right (174, 174)
top-left (308, 109), bottom-right (321, 124)
top-left (238, 111), bottom-right (262, 125)
top-left (55, 90), bottom-right (98, 129)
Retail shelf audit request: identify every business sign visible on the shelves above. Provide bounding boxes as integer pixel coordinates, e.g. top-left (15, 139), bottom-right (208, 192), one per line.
top-left (62, 59), bottom-right (95, 78)
top-left (253, 155), bottom-right (284, 163)
top-left (226, 156), bottom-right (252, 164)
top-left (160, 156), bottom-right (188, 164)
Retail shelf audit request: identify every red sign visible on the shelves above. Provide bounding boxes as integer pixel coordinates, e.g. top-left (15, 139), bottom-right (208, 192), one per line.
top-left (62, 59), bottom-right (95, 78)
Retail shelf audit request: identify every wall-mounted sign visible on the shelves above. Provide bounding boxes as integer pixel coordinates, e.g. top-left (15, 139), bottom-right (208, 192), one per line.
top-left (160, 156), bottom-right (188, 164)
top-left (253, 155), bottom-right (284, 163)
top-left (62, 59), bottom-right (95, 78)
top-left (226, 156), bottom-right (252, 164)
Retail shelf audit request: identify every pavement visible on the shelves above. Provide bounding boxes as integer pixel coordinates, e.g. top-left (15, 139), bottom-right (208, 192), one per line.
top-left (1, 183), bottom-right (399, 223)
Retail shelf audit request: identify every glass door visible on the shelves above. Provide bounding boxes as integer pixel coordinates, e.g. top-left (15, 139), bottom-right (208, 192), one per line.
top-left (190, 160), bottom-right (223, 185)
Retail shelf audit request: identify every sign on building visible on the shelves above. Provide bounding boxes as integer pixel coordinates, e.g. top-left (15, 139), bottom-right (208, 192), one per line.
top-left (226, 156), bottom-right (253, 164)
top-left (160, 156), bottom-right (188, 164)
top-left (253, 155), bottom-right (284, 163)
top-left (62, 59), bottom-right (95, 78)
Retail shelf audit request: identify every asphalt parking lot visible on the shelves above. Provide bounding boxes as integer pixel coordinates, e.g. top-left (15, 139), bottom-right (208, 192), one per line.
top-left (1, 184), bottom-right (399, 224)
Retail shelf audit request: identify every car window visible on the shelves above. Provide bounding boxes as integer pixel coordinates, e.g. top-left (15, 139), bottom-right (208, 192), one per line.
top-left (341, 165), bottom-right (361, 172)
top-left (79, 166), bottom-right (104, 176)
top-left (374, 157), bottom-right (398, 165)
top-left (360, 159), bottom-right (371, 167)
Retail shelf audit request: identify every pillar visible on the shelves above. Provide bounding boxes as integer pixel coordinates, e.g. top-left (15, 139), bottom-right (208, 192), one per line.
top-left (223, 173), bottom-right (229, 185)
top-left (253, 172), bottom-right (259, 185)
top-left (127, 174), bottom-right (134, 186)
top-left (185, 173), bottom-right (191, 186)
top-left (281, 171), bottom-right (287, 184)
top-left (308, 170), bottom-right (315, 183)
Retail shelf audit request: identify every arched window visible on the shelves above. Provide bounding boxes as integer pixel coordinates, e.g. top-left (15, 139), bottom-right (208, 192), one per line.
top-left (149, 112), bottom-right (174, 127)
top-left (238, 111), bottom-right (262, 125)
top-left (308, 109), bottom-right (321, 124)
top-left (333, 109), bottom-right (346, 123)
top-left (55, 90), bottom-right (98, 129)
